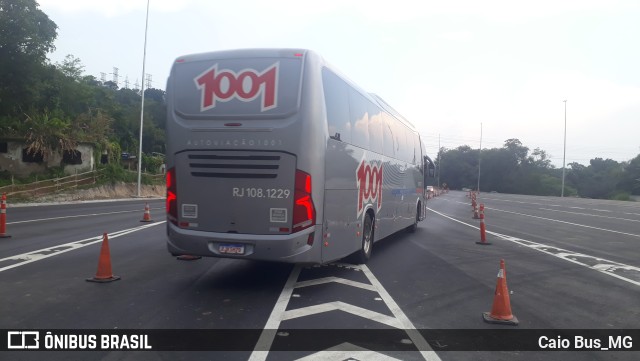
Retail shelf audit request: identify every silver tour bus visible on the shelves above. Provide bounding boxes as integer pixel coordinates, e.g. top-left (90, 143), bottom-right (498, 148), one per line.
top-left (166, 48), bottom-right (427, 264)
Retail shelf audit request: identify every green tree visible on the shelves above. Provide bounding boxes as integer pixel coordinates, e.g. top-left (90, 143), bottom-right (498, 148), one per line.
top-left (618, 154), bottom-right (640, 195)
top-left (566, 159), bottom-right (622, 199)
top-left (440, 145), bottom-right (479, 190)
top-left (22, 111), bottom-right (76, 159)
top-left (0, 0), bottom-right (58, 116)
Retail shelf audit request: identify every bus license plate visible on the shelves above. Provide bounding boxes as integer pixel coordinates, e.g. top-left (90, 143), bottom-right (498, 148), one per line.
top-left (219, 243), bottom-right (245, 255)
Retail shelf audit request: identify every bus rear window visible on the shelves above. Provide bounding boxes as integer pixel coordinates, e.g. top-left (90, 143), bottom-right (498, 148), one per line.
top-left (172, 57), bottom-right (302, 118)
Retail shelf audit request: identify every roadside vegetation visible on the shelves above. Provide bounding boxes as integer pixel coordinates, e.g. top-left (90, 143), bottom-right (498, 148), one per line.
top-left (435, 139), bottom-right (640, 200)
top-left (1, 0), bottom-right (637, 201)
top-left (0, 0), bottom-right (166, 191)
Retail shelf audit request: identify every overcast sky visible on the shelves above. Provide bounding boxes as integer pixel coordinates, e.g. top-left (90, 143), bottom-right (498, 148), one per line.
top-left (38, 0), bottom-right (640, 167)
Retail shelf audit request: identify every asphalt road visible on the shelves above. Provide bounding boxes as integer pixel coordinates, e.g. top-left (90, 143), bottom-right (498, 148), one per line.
top-left (0, 192), bottom-right (638, 360)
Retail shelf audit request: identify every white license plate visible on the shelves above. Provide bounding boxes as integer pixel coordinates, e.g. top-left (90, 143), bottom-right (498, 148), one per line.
top-left (219, 243), bottom-right (245, 255)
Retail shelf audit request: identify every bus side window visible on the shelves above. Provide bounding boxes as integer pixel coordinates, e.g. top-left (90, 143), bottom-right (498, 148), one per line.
top-left (382, 113), bottom-right (395, 158)
top-left (397, 124), bottom-right (412, 163)
top-left (349, 88), bottom-right (370, 150)
top-left (368, 102), bottom-right (383, 154)
top-left (412, 133), bottom-right (419, 165)
top-left (322, 68), bottom-right (351, 143)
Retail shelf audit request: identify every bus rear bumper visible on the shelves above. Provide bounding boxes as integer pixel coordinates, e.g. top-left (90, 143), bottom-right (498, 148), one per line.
top-left (167, 223), bottom-right (322, 264)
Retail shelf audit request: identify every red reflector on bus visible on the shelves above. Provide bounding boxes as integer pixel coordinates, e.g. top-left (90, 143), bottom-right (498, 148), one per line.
top-left (294, 53), bottom-right (303, 57)
top-left (279, 227), bottom-right (290, 232)
top-left (176, 59), bottom-right (185, 63)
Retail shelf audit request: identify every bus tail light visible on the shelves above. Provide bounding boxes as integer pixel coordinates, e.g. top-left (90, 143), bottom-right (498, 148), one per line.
top-left (166, 167), bottom-right (178, 225)
top-left (292, 170), bottom-right (315, 233)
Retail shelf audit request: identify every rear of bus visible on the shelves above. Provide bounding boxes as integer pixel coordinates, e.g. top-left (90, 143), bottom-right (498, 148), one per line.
top-left (165, 49), bottom-right (325, 263)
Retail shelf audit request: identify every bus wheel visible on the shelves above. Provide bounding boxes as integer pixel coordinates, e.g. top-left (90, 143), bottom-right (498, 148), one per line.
top-left (408, 204), bottom-right (419, 233)
top-left (353, 214), bottom-right (373, 264)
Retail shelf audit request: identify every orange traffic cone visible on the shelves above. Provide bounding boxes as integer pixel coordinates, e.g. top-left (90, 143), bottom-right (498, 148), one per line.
top-left (176, 254), bottom-right (202, 261)
top-left (482, 259), bottom-right (518, 325)
top-left (140, 203), bottom-right (153, 222)
top-left (476, 204), bottom-right (491, 245)
top-left (0, 193), bottom-right (11, 238)
top-left (86, 233), bottom-right (121, 283)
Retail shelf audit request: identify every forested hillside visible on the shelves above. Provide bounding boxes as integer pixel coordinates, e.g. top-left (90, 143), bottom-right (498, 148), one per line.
top-left (1, 0), bottom-right (637, 200)
top-left (435, 139), bottom-right (640, 200)
top-left (0, 0), bottom-right (165, 167)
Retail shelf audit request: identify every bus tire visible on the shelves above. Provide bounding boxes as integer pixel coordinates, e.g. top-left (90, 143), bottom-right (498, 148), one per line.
top-left (353, 213), bottom-right (373, 264)
top-left (408, 203), bottom-right (419, 233)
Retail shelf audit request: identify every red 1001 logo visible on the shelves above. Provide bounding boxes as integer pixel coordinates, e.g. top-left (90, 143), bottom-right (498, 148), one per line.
top-left (195, 62), bottom-right (279, 112)
top-left (356, 159), bottom-right (383, 217)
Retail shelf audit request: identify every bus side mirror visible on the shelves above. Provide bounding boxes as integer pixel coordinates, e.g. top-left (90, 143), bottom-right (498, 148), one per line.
top-left (428, 165), bottom-right (435, 178)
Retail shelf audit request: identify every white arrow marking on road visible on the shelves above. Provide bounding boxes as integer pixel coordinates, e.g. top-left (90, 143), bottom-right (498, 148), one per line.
top-left (248, 264), bottom-right (441, 361)
top-left (282, 301), bottom-right (402, 328)
top-left (294, 276), bottom-right (377, 291)
top-left (295, 342), bottom-right (403, 361)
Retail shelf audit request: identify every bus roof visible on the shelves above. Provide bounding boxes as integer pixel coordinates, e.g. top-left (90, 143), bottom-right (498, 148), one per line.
top-left (173, 48), bottom-right (313, 64)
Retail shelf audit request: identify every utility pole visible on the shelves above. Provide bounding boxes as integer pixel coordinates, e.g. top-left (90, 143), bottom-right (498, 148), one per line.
top-left (137, 0), bottom-right (150, 197)
top-left (561, 100), bottom-right (567, 197)
top-left (477, 122), bottom-right (482, 193)
top-left (437, 134), bottom-right (441, 188)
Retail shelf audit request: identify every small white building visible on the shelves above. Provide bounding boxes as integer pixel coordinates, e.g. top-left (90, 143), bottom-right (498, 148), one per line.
top-left (0, 139), bottom-right (95, 177)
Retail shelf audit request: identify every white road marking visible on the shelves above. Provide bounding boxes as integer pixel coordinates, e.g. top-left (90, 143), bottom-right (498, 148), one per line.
top-left (427, 208), bottom-right (640, 287)
top-left (489, 232), bottom-right (640, 287)
top-left (248, 264), bottom-right (441, 361)
top-left (539, 208), bottom-right (640, 222)
top-left (0, 221), bottom-right (165, 273)
top-left (295, 276), bottom-right (377, 291)
top-left (360, 265), bottom-right (441, 361)
top-left (471, 196), bottom-right (640, 213)
top-left (480, 197), bottom-right (562, 207)
top-left (486, 207), bottom-right (640, 238)
top-left (296, 342), bottom-right (403, 361)
top-left (248, 266), bottom-right (301, 361)
top-left (7, 207), bottom-right (164, 225)
top-left (282, 301), bottom-right (402, 328)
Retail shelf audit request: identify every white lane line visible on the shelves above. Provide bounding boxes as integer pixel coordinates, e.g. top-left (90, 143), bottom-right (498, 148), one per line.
top-left (248, 265), bottom-right (301, 361)
top-left (539, 208), bottom-right (640, 223)
top-left (449, 198), bottom-right (639, 218)
top-left (477, 196), bottom-right (640, 213)
top-left (427, 208), bottom-right (640, 287)
top-left (282, 301), bottom-right (402, 328)
top-left (9, 197), bottom-right (164, 208)
top-left (360, 265), bottom-right (441, 361)
top-left (7, 207), bottom-right (164, 225)
top-left (480, 197), bottom-right (562, 207)
top-left (0, 221), bottom-right (165, 273)
top-left (489, 231), bottom-right (640, 287)
top-left (486, 207), bottom-right (640, 238)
